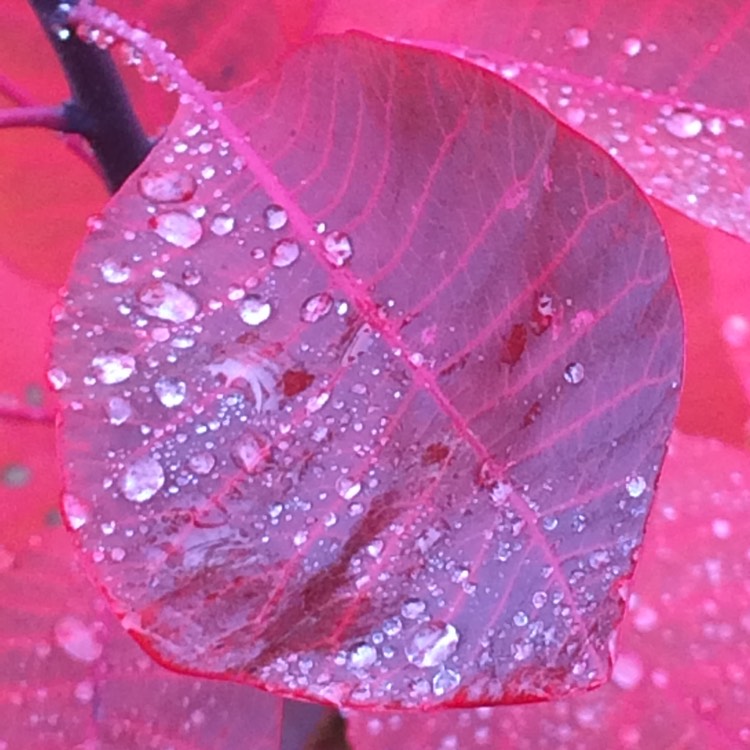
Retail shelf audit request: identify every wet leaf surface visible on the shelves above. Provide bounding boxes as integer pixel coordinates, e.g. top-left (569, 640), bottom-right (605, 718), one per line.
top-left (346, 431), bottom-right (750, 749)
top-left (52, 30), bottom-right (682, 709)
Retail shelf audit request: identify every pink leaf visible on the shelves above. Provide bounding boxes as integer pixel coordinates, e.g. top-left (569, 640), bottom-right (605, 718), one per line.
top-left (346, 432), bottom-right (750, 749)
top-left (316, 0), bottom-right (750, 243)
top-left (52, 26), bottom-right (682, 709)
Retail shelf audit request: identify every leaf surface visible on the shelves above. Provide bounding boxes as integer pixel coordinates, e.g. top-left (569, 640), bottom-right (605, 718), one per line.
top-left (346, 432), bottom-right (750, 749)
top-left (315, 0), bottom-right (750, 243)
top-left (52, 30), bottom-right (683, 709)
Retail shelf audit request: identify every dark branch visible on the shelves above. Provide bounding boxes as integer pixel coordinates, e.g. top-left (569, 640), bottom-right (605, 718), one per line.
top-left (27, 0), bottom-right (151, 191)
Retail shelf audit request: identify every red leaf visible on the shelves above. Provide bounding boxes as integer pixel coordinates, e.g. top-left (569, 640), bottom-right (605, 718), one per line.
top-left (346, 432), bottom-right (750, 749)
top-left (315, 0), bottom-right (750, 243)
top-left (52, 25), bottom-right (682, 709)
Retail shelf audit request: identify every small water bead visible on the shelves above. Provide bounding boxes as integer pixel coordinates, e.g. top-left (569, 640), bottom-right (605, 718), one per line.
top-left (210, 214), bottom-right (235, 236)
top-left (239, 296), bottom-right (272, 326)
top-left (47, 367), bottom-right (70, 391)
top-left (705, 116), bottom-right (727, 136)
top-left (54, 616), bottom-right (102, 663)
top-left (432, 667), bottom-right (461, 697)
top-left (62, 493), bottom-right (89, 530)
top-left (626, 474), bottom-right (647, 499)
top-left (154, 376), bottom-right (186, 407)
top-left (563, 362), bottom-right (585, 385)
top-left (231, 433), bottom-right (267, 474)
top-left (120, 456), bottom-right (165, 503)
top-left (270, 239), bottom-right (301, 268)
top-left (513, 611), bottom-right (529, 627)
top-left (348, 642), bottom-right (378, 669)
top-left (106, 396), bottom-right (132, 425)
top-left (612, 652), bottom-right (644, 690)
top-left (150, 210), bottom-right (203, 248)
top-left (188, 451), bottom-right (216, 476)
top-left (665, 110), bottom-right (703, 139)
top-left (100, 258), bottom-right (131, 284)
top-left (401, 598), bottom-right (427, 619)
top-left (301, 292), bottom-right (333, 323)
top-left (138, 280), bottom-right (199, 323)
top-left (264, 204), bottom-right (288, 231)
top-left (138, 170), bottom-right (196, 202)
top-left (565, 26), bottom-right (590, 49)
top-left (621, 36), bottom-right (642, 57)
top-left (335, 476), bottom-right (362, 500)
top-left (532, 591), bottom-right (548, 609)
top-left (92, 351), bottom-right (136, 384)
top-left (405, 621), bottom-right (460, 668)
top-left (323, 231), bottom-right (353, 267)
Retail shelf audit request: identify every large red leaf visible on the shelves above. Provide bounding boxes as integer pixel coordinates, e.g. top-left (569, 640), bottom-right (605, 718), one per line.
top-left (51, 16), bottom-right (682, 709)
top-left (346, 431), bottom-right (750, 749)
top-left (315, 0), bottom-right (750, 244)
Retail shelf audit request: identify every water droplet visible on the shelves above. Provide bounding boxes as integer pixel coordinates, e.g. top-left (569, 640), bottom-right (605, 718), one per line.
top-left (239, 295), bottom-right (272, 326)
top-left (405, 621), bottom-right (460, 668)
top-left (270, 238), bottom-right (300, 268)
top-left (705, 116), bottom-right (727, 136)
top-left (563, 362), bottom-right (585, 385)
top-left (150, 211), bottom-right (203, 248)
top-left (401, 598), bottom-right (427, 619)
top-left (231, 433), bottom-right (267, 474)
top-left (54, 616), bottom-right (102, 663)
top-left (92, 351), bottom-right (136, 384)
top-left (722, 314), bottom-right (750, 348)
top-left (712, 517), bottom-right (731, 539)
top-left (513, 611), bottom-right (529, 627)
top-left (100, 258), bottom-right (131, 284)
top-left (348, 642), bottom-right (377, 669)
top-left (138, 281), bottom-right (199, 323)
top-left (625, 475), bottom-right (646, 499)
top-left (612, 652), bottom-right (644, 690)
top-left (566, 107), bottom-right (586, 127)
top-left (335, 476), bottom-right (362, 500)
top-left (565, 26), bottom-right (590, 49)
top-left (301, 292), bottom-right (333, 323)
top-left (138, 170), bottom-right (196, 202)
top-left (47, 366), bottom-right (70, 391)
top-left (323, 231), bottom-right (353, 267)
top-left (62, 494), bottom-right (89, 530)
top-left (154, 377), bottom-right (186, 407)
top-left (210, 214), bottom-right (235, 236)
top-left (532, 591), bottom-right (548, 609)
top-left (106, 396), bottom-right (132, 425)
top-left (264, 204), bottom-right (288, 231)
top-left (665, 110), bottom-right (703, 139)
top-left (432, 667), bottom-right (461, 696)
top-left (188, 452), bottom-right (216, 475)
top-left (621, 36), bottom-right (642, 57)
top-left (120, 456), bottom-right (165, 502)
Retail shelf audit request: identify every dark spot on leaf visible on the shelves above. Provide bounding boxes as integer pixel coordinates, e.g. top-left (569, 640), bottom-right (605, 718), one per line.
top-left (421, 442), bottom-right (450, 466)
top-left (500, 323), bottom-right (527, 366)
top-left (523, 401), bottom-right (542, 427)
top-left (281, 369), bottom-right (315, 397)
top-left (1, 463), bottom-right (31, 488)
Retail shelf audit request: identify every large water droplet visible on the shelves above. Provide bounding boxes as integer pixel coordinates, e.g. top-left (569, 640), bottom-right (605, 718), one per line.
top-left (154, 376), bottom-right (186, 407)
top-left (323, 232), bottom-right (353, 267)
top-left (120, 456), bottom-right (165, 502)
top-left (264, 204), bottom-right (288, 231)
top-left (270, 239), bottom-right (300, 268)
top-left (47, 366), bottom-right (70, 391)
top-left (100, 258), bottom-right (131, 284)
top-left (231, 433), bottom-right (267, 473)
top-left (626, 474), bottom-right (647, 498)
top-left (210, 214), bottom-right (235, 236)
top-left (92, 351), bottom-right (136, 384)
top-left (150, 211), bottom-right (203, 248)
top-left (621, 36), bottom-right (642, 57)
top-left (348, 642), bottom-right (377, 669)
top-left (239, 295), bottom-right (272, 326)
top-left (138, 170), bottom-right (196, 202)
top-left (106, 396), bottom-right (132, 425)
top-left (54, 616), bottom-right (102, 663)
top-left (565, 26), bottom-right (590, 49)
top-left (335, 476), bottom-right (362, 500)
top-left (188, 451), bottom-right (216, 476)
top-left (138, 280), bottom-right (199, 323)
top-left (62, 493), bottom-right (89, 530)
top-left (563, 362), bottom-right (585, 385)
top-left (301, 292), bottom-right (333, 323)
top-left (405, 621), bottom-right (460, 667)
top-left (665, 110), bottom-right (703, 139)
